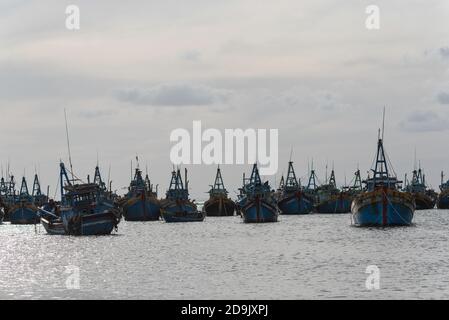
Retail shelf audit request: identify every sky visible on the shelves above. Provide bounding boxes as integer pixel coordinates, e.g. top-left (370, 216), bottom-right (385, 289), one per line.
top-left (1, 0), bottom-right (449, 200)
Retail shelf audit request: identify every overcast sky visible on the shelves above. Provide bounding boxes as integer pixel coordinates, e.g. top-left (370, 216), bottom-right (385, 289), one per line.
top-left (1, 0), bottom-right (449, 200)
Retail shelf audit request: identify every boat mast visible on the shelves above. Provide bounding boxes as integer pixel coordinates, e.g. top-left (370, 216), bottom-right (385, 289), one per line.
top-left (285, 161), bottom-right (299, 188)
top-left (64, 109), bottom-right (75, 183)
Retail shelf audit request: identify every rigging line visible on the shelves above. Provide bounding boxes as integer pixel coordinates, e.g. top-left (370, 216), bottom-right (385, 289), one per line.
top-left (64, 108), bottom-right (75, 183)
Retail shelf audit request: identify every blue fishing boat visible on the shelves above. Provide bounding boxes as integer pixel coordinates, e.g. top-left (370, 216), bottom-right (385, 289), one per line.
top-left (352, 124), bottom-right (415, 226)
top-left (403, 166), bottom-right (437, 210)
top-left (277, 161), bottom-right (313, 215)
top-left (121, 167), bottom-right (161, 221)
top-left (9, 177), bottom-right (40, 224)
top-left (315, 169), bottom-right (351, 214)
top-left (160, 168), bottom-right (205, 223)
top-left (40, 162), bottom-right (121, 235)
top-left (203, 166), bottom-right (235, 216)
top-left (437, 172), bottom-right (449, 209)
top-left (239, 164), bottom-right (279, 223)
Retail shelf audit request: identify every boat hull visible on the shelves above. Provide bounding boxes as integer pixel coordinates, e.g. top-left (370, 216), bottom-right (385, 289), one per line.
top-left (278, 191), bottom-right (313, 215)
top-left (352, 188), bottom-right (415, 226)
top-left (161, 201), bottom-right (205, 223)
top-left (61, 210), bottom-right (120, 236)
top-left (204, 197), bottom-right (235, 216)
top-left (41, 217), bottom-right (66, 235)
top-left (9, 204), bottom-right (39, 224)
top-left (242, 198), bottom-right (278, 223)
top-left (123, 197), bottom-right (161, 221)
top-left (413, 193), bottom-right (436, 210)
top-left (437, 191), bottom-right (449, 209)
top-left (315, 193), bottom-right (352, 214)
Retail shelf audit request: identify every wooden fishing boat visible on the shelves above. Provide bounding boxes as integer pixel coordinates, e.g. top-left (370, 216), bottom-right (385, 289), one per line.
top-left (239, 164), bottom-right (279, 223)
top-left (315, 169), bottom-right (351, 214)
top-left (277, 161), bottom-right (313, 215)
top-left (160, 168), bottom-right (205, 223)
top-left (203, 166), bottom-right (235, 216)
top-left (121, 167), bottom-right (161, 221)
top-left (403, 166), bottom-right (437, 210)
top-left (41, 162), bottom-right (122, 236)
top-left (437, 172), bottom-right (449, 209)
top-left (9, 177), bottom-right (39, 224)
top-left (352, 118), bottom-right (415, 226)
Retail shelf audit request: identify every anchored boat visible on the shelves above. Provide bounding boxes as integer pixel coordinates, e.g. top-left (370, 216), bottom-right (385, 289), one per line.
top-left (352, 126), bottom-right (415, 226)
top-left (121, 168), bottom-right (161, 221)
top-left (239, 164), bottom-right (279, 223)
top-left (403, 166), bottom-right (437, 210)
top-left (437, 172), bottom-right (449, 209)
top-left (160, 168), bottom-right (205, 223)
top-left (203, 166), bottom-right (235, 216)
top-left (9, 177), bottom-right (39, 224)
top-left (40, 163), bottom-right (121, 235)
top-left (277, 161), bottom-right (313, 215)
top-left (315, 169), bottom-right (351, 214)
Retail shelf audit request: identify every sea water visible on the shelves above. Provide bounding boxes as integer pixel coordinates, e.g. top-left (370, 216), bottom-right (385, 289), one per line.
top-left (1, 209), bottom-right (448, 299)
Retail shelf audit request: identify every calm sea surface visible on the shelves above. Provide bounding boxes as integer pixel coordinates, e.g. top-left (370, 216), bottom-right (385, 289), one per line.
top-left (1, 209), bottom-right (449, 300)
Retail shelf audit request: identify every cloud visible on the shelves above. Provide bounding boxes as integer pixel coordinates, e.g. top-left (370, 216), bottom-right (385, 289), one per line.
top-left (116, 84), bottom-right (230, 107)
top-left (440, 47), bottom-right (449, 59)
top-left (437, 91), bottom-right (449, 104)
top-left (399, 111), bottom-right (448, 132)
top-left (78, 109), bottom-right (115, 119)
top-left (180, 50), bottom-right (201, 62)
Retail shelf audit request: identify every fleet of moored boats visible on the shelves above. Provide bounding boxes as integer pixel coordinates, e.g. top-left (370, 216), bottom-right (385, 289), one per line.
top-left (1, 120), bottom-right (449, 235)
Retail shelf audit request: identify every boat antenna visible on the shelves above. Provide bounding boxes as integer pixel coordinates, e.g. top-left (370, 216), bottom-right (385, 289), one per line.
top-left (64, 108), bottom-right (75, 182)
top-left (382, 106), bottom-right (386, 140)
top-left (289, 147), bottom-right (293, 162)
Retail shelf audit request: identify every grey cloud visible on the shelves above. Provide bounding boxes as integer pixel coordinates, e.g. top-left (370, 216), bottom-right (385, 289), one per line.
top-left (116, 84), bottom-right (230, 107)
top-left (399, 111), bottom-right (448, 132)
top-left (78, 109), bottom-right (115, 119)
top-left (180, 51), bottom-right (201, 62)
top-left (437, 91), bottom-right (449, 105)
top-left (440, 47), bottom-right (449, 59)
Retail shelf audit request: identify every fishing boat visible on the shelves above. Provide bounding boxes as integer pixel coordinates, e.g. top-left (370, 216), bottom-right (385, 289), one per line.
top-left (437, 172), bottom-right (449, 209)
top-left (160, 168), bottom-right (205, 223)
top-left (9, 177), bottom-right (39, 224)
top-left (352, 119), bottom-right (415, 226)
top-left (121, 167), bottom-right (161, 221)
top-left (31, 174), bottom-right (49, 207)
top-left (40, 162), bottom-right (121, 235)
top-left (239, 164), bottom-right (279, 223)
top-left (203, 166), bottom-right (235, 216)
top-left (40, 200), bottom-right (65, 235)
top-left (315, 169), bottom-right (351, 214)
top-left (277, 161), bottom-right (313, 215)
top-left (403, 166), bottom-right (437, 210)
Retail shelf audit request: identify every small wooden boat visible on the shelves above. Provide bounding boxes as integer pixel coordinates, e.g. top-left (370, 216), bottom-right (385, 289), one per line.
top-left (277, 161), bottom-right (313, 215)
top-left (203, 166), bottom-right (235, 216)
top-left (160, 168), bottom-right (205, 223)
top-left (352, 117), bottom-right (415, 226)
top-left (403, 166), bottom-right (437, 210)
top-left (437, 172), bottom-right (449, 209)
top-left (239, 164), bottom-right (279, 223)
top-left (121, 168), bottom-right (161, 221)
